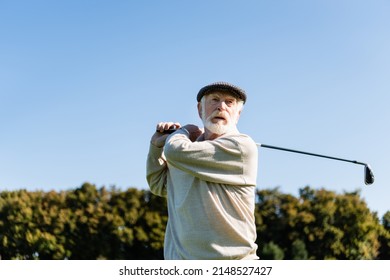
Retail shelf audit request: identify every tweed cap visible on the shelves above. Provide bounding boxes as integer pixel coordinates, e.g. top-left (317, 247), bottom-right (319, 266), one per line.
top-left (197, 82), bottom-right (247, 104)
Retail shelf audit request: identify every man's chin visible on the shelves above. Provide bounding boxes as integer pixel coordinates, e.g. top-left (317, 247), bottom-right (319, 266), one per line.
top-left (205, 123), bottom-right (234, 135)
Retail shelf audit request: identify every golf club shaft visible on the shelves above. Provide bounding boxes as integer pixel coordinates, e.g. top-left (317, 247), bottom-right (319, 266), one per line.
top-left (257, 143), bottom-right (367, 167)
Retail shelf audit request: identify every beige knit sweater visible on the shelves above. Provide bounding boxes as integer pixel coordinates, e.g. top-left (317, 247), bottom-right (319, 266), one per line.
top-left (146, 128), bottom-right (258, 260)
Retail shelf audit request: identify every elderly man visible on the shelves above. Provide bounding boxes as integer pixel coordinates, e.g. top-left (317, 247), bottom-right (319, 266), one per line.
top-left (146, 82), bottom-right (258, 260)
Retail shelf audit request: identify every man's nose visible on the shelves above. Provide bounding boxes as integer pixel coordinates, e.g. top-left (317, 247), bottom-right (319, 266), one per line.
top-left (217, 100), bottom-right (228, 110)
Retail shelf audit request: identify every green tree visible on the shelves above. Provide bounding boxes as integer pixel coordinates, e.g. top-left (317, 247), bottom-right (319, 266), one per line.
top-left (0, 183), bottom-right (168, 260)
top-left (0, 189), bottom-right (70, 259)
top-left (301, 188), bottom-right (380, 259)
top-left (291, 239), bottom-right (308, 260)
top-left (378, 211), bottom-right (390, 259)
top-left (255, 186), bottom-right (382, 259)
top-left (261, 241), bottom-right (284, 260)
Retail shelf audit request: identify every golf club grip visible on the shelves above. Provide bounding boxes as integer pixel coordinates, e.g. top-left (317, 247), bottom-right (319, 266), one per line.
top-left (156, 128), bottom-right (178, 134)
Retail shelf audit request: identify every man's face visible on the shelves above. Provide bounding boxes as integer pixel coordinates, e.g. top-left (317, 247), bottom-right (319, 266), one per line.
top-left (198, 91), bottom-right (242, 136)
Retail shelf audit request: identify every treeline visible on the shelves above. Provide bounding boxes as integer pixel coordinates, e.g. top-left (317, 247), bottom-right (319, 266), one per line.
top-left (0, 182), bottom-right (388, 260)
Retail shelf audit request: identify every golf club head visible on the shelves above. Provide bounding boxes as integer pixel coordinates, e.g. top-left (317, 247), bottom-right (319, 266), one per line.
top-left (364, 164), bottom-right (374, 185)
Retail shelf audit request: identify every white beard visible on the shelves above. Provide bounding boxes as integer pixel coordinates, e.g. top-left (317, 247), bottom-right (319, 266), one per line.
top-left (201, 110), bottom-right (237, 136)
top-left (203, 119), bottom-right (232, 135)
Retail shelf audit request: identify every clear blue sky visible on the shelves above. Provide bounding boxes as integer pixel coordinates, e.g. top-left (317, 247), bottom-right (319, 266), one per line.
top-left (1, 0), bottom-right (389, 218)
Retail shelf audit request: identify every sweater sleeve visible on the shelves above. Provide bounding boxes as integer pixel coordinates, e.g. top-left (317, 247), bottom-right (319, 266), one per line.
top-left (146, 144), bottom-right (168, 197)
top-left (164, 128), bottom-right (258, 186)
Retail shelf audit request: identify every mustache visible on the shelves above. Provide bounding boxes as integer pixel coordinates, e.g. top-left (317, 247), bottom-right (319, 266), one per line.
top-left (208, 111), bottom-right (228, 120)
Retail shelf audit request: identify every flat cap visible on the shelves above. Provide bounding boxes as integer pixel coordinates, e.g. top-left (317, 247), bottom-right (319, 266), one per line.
top-left (197, 82), bottom-right (247, 104)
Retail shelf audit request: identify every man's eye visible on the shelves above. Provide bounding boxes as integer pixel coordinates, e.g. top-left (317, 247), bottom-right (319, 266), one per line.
top-left (226, 100), bottom-right (234, 106)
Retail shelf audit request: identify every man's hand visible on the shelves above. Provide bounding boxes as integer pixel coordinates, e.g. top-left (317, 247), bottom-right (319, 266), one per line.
top-left (151, 122), bottom-right (181, 148)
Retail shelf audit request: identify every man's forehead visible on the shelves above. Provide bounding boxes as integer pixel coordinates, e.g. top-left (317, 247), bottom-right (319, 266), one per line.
top-left (206, 91), bottom-right (238, 100)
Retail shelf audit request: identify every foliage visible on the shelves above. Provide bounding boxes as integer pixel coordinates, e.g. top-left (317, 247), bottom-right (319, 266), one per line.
top-left (0, 183), bottom-right (388, 260)
top-left (377, 211), bottom-right (390, 259)
top-left (0, 183), bottom-right (166, 259)
top-left (260, 241), bottom-right (284, 260)
top-left (255, 186), bottom-right (384, 259)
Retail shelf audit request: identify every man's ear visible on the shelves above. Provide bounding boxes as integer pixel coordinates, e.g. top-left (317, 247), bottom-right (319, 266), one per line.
top-left (197, 102), bottom-right (202, 119)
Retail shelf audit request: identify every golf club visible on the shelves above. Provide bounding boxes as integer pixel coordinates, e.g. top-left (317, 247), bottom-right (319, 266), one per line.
top-left (257, 143), bottom-right (374, 185)
top-left (156, 127), bottom-right (178, 134)
top-left (157, 128), bottom-right (374, 185)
